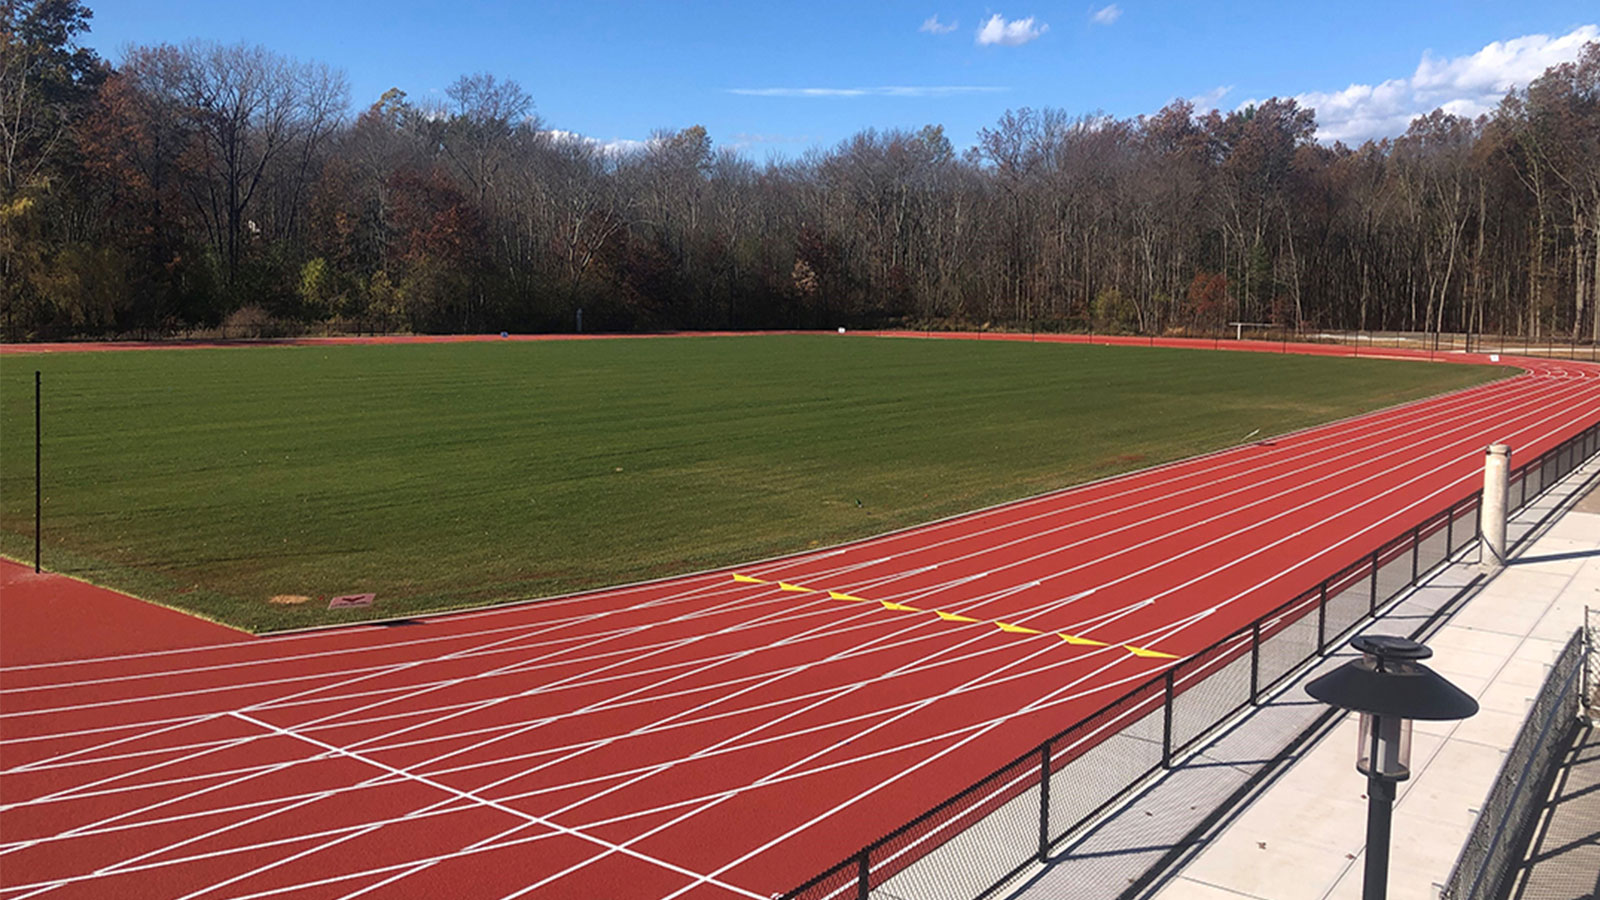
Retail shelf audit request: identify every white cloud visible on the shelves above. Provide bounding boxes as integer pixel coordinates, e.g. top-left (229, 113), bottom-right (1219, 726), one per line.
top-left (976, 14), bottom-right (1047, 46)
top-left (544, 129), bottom-right (647, 156)
top-left (728, 85), bottom-right (1008, 98)
top-left (725, 132), bottom-right (817, 151)
top-left (1090, 4), bottom-right (1122, 25)
top-left (1188, 84), bottom-right (1233, 109)
top-left (920, 14), bottom-right (958, 34)
top-left (1286, 24), bottom-right (1598, 144)
top-left (1412, 26), bottom-right (1597, 100)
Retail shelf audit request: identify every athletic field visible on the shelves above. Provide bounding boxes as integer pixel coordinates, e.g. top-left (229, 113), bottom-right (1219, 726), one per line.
top-left (3, 335), bottom-right (1594, 900)
top-left (0, 334), bottom-right (1500, 631)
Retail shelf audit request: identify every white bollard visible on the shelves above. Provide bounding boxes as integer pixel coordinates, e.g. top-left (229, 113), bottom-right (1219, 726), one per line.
top-left (1480, 443), bottom-right (1511, 570)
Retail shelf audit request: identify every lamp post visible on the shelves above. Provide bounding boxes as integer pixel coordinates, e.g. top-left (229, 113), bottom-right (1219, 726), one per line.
top-left (1305, 635), bottom-right (1478, 900)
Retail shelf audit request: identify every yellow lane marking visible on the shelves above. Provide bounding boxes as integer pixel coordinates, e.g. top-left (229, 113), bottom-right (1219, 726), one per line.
top-left (758, 579), bottom-right (1179, 659)
top-left (1124, 644), bottom-right (1179, 659)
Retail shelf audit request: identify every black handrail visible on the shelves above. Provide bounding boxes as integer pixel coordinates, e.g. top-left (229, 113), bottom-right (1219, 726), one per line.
top-left (783, 420), bottom-right (1600, 900)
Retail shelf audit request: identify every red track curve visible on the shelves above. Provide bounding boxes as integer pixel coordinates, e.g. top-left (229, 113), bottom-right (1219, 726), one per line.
top-left (1, 335), bottom-right (1597, 900)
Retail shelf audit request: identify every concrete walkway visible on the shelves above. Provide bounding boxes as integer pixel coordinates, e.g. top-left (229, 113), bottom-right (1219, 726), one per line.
top-left (1149, 478), bottom-right (1600, 899)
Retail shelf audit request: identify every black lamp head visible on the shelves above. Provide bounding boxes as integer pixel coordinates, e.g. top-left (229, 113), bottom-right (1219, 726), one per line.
top-left (1306, 636), bottom-right (1479, 721)
top-left (1350, 634), bottom-right (1432, 663)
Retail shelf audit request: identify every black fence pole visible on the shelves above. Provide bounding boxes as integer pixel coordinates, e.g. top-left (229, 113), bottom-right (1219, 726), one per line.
top-left (35, 370), bottom-right (41, 574)
top-left (1161, 671), bottom-right (1176, 768)
top-left (1369, 550), bottom-right (1380, 613)
top-left (1411, 527), bottom-right (1420, 583)
top-left (857, 850), bottom-right (870, 899)
top-left (1317, 583), bottom-right (1328, 653)
top-left (1037, 742), bottom-right (1052, 863)
top-left (1249, 622), bottom-right (1262, 704)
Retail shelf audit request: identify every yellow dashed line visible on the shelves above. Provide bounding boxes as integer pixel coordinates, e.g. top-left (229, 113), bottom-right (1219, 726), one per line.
top-left (1124, 644), bottom-right (1179, 659)
top-left (752, 577), bottom-right (1179, 659)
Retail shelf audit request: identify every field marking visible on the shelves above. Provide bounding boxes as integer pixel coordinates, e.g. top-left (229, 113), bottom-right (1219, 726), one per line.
top-left (0, 621), bottom-right (1167, 865)
top-left (329, 589), bottom-right (1164, 898)
top-left (0, 568), bottom-right (905, 844)
top-left (7, 570), bottom-right (1117, 891)
top-left (0, 546), bottom-right (918, 774)
top-left (71, 579), bottom-right (1112, 898)
top-left (0, 566), bottom-right (943, 871)
top-left (2, 711), bottom-right (766, 900)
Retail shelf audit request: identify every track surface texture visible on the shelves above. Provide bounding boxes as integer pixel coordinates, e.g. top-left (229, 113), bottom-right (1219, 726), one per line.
top-left (2, 334), bottom-right (1597, 900)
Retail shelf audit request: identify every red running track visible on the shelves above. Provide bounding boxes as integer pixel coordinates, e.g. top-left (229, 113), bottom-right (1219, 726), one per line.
top-left (1, 338), bottom-right (1597, 900)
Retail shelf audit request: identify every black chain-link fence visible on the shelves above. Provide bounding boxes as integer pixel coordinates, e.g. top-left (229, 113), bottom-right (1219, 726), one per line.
top-left (1438, 630), bottom-right (1588, 900)
top-left (782, 420), bottom-right (1600, 900)
top-left (1301, 329), bottom-right (1600, 362)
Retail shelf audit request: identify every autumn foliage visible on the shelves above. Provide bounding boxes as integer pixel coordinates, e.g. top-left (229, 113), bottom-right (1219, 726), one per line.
top-left (4, 1), bottom-right (1600, 344)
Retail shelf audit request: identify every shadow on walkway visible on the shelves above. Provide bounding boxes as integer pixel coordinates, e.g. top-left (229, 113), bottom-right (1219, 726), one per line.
top-left (1507, 723), bottom-right (1600, 900)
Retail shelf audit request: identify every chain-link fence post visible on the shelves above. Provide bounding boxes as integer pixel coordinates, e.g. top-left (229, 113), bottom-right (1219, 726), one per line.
top-left (1369, 549), bottom-right (1380, 613)
top-left (1037, 741), bottom-right (1052, 863)
top-left (1250, 622), bottom-right (1262, 704)
top-left (1161, 671), bottom-right (1175, 768)
top-left (1317, 582), bottom-right (1328, 653)
top-left (1586, 608), bottom-right (1598, 718)
top-left (1412, 526), bottom-right (1421, 583)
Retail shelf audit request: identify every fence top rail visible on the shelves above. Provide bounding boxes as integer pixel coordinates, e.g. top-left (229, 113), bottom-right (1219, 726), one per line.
top-left (854, 666), bottom-right (1171, 857)
top-left (784, 421), bottom-right (1600, 899)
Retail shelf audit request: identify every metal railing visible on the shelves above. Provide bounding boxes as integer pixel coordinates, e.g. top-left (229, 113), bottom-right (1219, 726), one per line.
top-left (1302, 329), bottom-right (1600, 362)
top-left (782, 421), bottom-right (1600, 900)
top-left (1438, 630), bottom-right (1588, 900)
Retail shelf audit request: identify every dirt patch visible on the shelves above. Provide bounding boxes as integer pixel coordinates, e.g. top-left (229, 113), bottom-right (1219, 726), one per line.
top-left (268, 594), bottom-right (311, 606)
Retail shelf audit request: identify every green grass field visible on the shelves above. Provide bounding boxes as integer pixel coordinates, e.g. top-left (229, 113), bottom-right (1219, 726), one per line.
top-left (0, 336), bottom-right (1503, 632)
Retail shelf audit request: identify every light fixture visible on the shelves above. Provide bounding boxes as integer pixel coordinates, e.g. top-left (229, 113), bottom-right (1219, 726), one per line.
top-left (1306, 635), bottom-right (1478, 900)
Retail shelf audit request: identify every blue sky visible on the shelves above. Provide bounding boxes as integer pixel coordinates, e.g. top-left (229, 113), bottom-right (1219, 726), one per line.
top-left (81, 1), bottom-right (1598, 156)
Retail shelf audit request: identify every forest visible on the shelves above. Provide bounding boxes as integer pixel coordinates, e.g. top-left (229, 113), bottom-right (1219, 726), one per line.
top-left (3, 1), bottom-right (1598, 341)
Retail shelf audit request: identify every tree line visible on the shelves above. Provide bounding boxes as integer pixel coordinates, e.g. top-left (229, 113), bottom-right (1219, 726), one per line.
top-left (4, 1), bottom-right (1598, 341)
